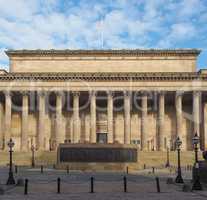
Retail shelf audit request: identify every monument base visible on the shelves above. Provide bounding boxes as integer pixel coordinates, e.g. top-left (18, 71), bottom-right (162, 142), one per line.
top-left (56, 143), bottom-right (138, 171)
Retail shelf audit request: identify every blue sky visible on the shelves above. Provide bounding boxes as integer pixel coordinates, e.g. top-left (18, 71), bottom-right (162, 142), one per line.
top-left (0, 0), bottom-right (207, 70)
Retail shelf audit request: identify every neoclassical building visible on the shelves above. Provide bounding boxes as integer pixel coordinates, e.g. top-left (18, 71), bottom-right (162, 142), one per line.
top-left (0, 49), bottom-right (206, 152)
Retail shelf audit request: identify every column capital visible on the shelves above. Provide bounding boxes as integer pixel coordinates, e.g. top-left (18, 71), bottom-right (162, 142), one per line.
top-left (139, 90), bottom-right (148, 96)
top-left (123, 91), bottom-right (131, 97)
top-left (3, 90), bottom-right (12, 97)
top-left (20, 91), bottom-right (30, 96)
top-left (156, 90), bottom-right (165, 95)
top-left (54, 91), bottom-right (64, 97)
top-left (107, 91), bottom-right (114, 97)
top-left (89, 90), bottom-right (97, 97)
top-left (193, 90), bottom-right (201, 96)
top-left (72, 91), bottom-right (80, 97)
top-left (175, 90), bottom-right (185, 97)
top-left (37, 90), bottom-right (47, 97)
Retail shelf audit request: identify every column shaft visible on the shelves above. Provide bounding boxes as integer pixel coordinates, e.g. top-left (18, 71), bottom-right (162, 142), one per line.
top-left (5, 91), bottom-right (12, 145)
top-left (55, 92), bottom-right (64, 146)
top-left (0, 101), bottom-right (4, 149)
top-left (90, 92), bottom-right (96, 143)
top-left (21, 92), bottom-right (29, 151)
top-left (124, 92), bottom-right (131, 144)
top-left (73, 92), bottom-right (80, 143)
top-left (141, 93), bottom-right (147, 150)
top-left (38, 92), bottom-right (46, 150)
top-left (107, 91), bottom-right (114, 143)
top-left (193, 91), bottom-right (201, 135)
top-left (175, 92), bottom-right (186, 150)
top-left (203, 102), bottom-right (207, 150)
top-left (158, 92), bottom-right (165, 151)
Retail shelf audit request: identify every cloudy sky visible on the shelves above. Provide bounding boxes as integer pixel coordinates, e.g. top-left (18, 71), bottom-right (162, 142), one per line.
top-left (0, 0), bottom-right (207, 70)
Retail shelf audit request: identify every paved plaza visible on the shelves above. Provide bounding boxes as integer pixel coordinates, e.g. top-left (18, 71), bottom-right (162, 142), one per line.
top-left (0, 167), bottom-right (207, 199)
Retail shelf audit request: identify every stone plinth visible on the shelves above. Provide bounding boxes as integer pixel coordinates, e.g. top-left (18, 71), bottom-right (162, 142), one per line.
top-left (56, 143), bottom-right (138, 171)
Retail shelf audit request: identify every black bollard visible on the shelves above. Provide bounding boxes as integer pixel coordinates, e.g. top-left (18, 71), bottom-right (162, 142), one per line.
top-left (41, 165), bottom-right (43, 174)
top-left (24, 179), bottom-right (28, 195)
top-left (67, 166), bottom-right (69, 174)
top-left (155, 177), bottom-right (160, 193)
top-left (152, 167), bottom-right (155, 174)
top-left (90, 177), bottom-right (94, 193)
top-left (123, 176), bottom-right (127, 193)
top-left (126, 166), bottom-right (129, 174)
top-left (57, 178), bottom-right (61, 194)
top-left (15, 165), bottom-right (18, 174)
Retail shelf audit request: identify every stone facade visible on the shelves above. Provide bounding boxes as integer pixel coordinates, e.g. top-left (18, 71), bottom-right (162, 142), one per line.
top-left (0, 49), bottom-right (206, 152)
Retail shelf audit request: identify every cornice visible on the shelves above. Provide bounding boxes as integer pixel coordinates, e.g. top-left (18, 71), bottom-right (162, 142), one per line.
top-left (0, 72), bottom-right (206, 82)
top-left (5, 49), bottom-right (201, 57)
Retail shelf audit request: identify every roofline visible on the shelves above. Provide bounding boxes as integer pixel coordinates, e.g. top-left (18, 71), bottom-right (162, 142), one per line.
top-left (5, 49), bottom-right (201, 57)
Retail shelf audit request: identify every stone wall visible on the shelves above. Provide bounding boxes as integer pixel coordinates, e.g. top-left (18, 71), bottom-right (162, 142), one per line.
top-left (9, 55), bottom-right (196, 73)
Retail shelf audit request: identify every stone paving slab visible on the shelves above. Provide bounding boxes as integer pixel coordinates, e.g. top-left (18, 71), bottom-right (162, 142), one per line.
top-left (0, 167), bottom-right (207, 199)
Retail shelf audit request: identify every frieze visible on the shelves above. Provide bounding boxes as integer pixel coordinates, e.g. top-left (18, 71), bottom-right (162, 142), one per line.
top-left (0, 72), bottom-right (207, 82)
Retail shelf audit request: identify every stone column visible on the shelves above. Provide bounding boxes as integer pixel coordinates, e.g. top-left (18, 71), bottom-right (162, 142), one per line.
top-left (90, 91), bottom-right (96, 143)
top-left (55, 92), bottom-right (64, 146)
top-left (193, 91), bottom-right (201, 135)
top-left (203, 102), bottom-right (207, 150)
top-left (0, 101), bottom-right (4, 150)
top-left (141, 92), bottom-right (148, 150)
top-left (37, 91), bottom-right (46, 150)
top-left (107, 91), bottom-right (114, 143)
top-left (175, 91), bottom-right (186, 150)
top-left (4, 91), bottom-right (12, 146)
top-left (73, 92), bottom-right (80, 143)
top-left (21, 92), bottom-right (29, 151)
top-left (158, 92), bottom-right (165, 151)
top-left (124, 91), bottom-right (131, 144)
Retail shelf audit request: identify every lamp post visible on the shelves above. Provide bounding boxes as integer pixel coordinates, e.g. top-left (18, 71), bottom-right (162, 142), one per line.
top-left (6, 138), bottom-right (16, 185)
top-left (31, 145), bottom-right (35, 168)
top-left (192, 133), bottom-right (202, 190)
top-left (192, 132), bottom-right (199, 163)
top-left (165, 146), bottom-right (170, 168)
top-left (175, 137), bottom-right (184, 183)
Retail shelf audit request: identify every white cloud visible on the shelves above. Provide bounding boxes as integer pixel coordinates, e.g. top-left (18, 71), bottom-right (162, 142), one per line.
top-left (0, 0), bottom-right (206, 70)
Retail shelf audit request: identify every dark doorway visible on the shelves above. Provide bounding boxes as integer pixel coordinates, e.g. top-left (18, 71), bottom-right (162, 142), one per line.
top-left (97, 133), bottom-right (108, 144)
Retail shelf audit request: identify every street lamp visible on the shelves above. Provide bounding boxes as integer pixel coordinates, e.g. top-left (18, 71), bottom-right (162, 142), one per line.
top-left (175, 137), bottom-right (184, 183)
top-left (192, 132), bottom-right (199, 163)
top-left (165, 146), bottom-right (170, 168)
top-left (6, 138), bottom-right (16, 185)
top-left (31, 145), bottom-right (35, 168)
top-left (192, 132), bottom-right (202, 190)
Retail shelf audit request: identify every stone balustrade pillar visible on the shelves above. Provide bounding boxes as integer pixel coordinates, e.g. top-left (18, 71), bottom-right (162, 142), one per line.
top-left (90, 91), bottom-right (96, 143)
top-left (73, 92), bottom-right (80, 143)
top-left (158, 92), bottom-right (165, 151)
top-left (124, 91), bottom-right (131, 144)
top-left (55, 91), bottom-right (64, 146)
top-left (141, 92), bottom-right (148, 150)
top-left (37, 91), bottom-right (46, 150)
top-left (21, 92), bottom-right (29, 151)
top-left (107, 91), bottom-right (114, 143)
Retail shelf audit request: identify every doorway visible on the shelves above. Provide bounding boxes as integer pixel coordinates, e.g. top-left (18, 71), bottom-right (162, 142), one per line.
top-left (97, 133), bottom-right (108, 144)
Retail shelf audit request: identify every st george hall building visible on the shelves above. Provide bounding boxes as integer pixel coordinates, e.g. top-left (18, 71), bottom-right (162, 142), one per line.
top-left (0, 49), bottom-right (206, 152)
